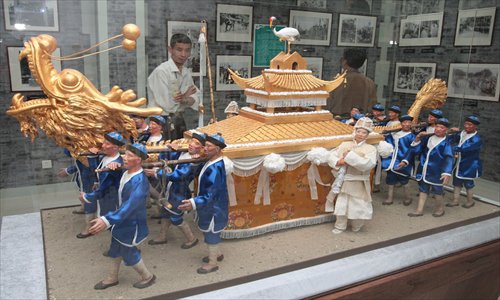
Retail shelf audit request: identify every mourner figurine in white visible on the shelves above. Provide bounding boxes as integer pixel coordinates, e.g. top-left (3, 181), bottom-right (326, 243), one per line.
top-left (328, 117), bottom-right (377, 234)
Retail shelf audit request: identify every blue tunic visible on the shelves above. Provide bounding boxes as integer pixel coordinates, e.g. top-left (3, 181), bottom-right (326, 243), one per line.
top-left (404, 136), bottom-right (454, 186)
top-left (103, 169), bottom-right (150, 247)
top-left (84, 154), bottom-right (123, 215)
top-left (190, 157), bottom-right (229, 233)
top-left (381, 131), bottom-right (415, 177)
top-left (449, 131), bottom-right (483, 180)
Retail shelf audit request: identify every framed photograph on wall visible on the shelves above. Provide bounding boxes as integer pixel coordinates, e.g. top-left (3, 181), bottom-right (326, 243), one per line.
top-left (399, 12), bottom-right (443, 46)
top-left (448, 63), bottom-right (500, 102)
top-left (338, 14), bottom-right (377, 47)
top-left (304, 57), bottom-right (323, 79)
top-left (393, 62), bottom-right (436, 94)
top-left (401, 0), bottom-right (445, 15)
top-left (216, 4), bottom-right (253, 43)
top-left (454, 7), bottom-right (496, 46)
top-left (167, 21), bottom-right (205, 77)
top-left (8, 46), bottom-right (62, 92)
top-left (216, 55), bottom-right (251, 91)
top-left (297, 0), bottom-right (327, 9)
top-left (3, 0), bottom-right (59, 31)
top-left (289, 10), bottom-right (332, 46)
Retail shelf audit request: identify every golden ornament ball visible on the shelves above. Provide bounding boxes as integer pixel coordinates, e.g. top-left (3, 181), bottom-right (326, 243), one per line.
top-left (122, 24), bottom-right (141, 40)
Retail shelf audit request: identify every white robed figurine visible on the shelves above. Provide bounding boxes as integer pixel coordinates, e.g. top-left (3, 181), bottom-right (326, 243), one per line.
top-left (327, 117), bottom-right (377, 234)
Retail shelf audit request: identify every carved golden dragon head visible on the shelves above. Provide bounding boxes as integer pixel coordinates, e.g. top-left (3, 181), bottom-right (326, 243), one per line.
top-left (6, 24), bottom-right (162, 160)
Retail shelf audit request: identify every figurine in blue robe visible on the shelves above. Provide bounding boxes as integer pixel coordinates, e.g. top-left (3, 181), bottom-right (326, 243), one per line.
top-left (400, 118), bottom-right (453, 217)
top-left (147, 132), bottom-right (205, 249)
top-left (381, 115), bottom-right (415, 206)
top-left (446, 115), bottom-right (482, 209)
top-left (89, 143), bottom-right (156, 290)
top-left (78, 132), bottom-right (125, 238)
top-left (179, 133), bottom-right (229, 274)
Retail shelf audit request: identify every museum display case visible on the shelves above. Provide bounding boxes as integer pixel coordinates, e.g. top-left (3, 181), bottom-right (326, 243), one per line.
top-left (0, 0), bottom-right (499, 299)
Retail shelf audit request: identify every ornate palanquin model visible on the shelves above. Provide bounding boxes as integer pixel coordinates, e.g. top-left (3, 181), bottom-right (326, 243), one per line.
top-left (186, 51), bottom-right (386, 238)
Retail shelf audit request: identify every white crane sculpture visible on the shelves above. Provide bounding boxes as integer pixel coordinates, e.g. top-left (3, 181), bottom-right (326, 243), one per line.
top-left (269, 16), bottom-right (300, 54)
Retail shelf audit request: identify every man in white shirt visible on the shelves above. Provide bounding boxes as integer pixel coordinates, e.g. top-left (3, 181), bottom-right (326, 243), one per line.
top-left (147, 33), bottom-right (200, 140)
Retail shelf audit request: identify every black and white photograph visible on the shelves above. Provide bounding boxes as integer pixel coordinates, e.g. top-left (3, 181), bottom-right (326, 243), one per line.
top-left (401, 0), bottom-right (445, 15)
top-left (216, 55), bottom-right (251, 91)
top-left (394, 62), bottom-right (436, 94)
top-left (3, 0), bottom-right (59, 31)
top-left (459, 0), bottom-right (497, 10)
top-left (289, 10), bottom-right (332, 46)
top-left (304, 57), bottom-right (323, 79)
top-left (338, 14), bottom-right (377, 47)
top-left (399, 13), bottom-right (443, 46)
top-left (216, 4), bottom-right (253, 43)
top-left (167, 21), bottom-right (206, 77)
top-left (454, 7), bottom-right (496, 46)
top-left (448, 63), bottom-right (500, 102)
top-left (297, 0), bottom-right (327, 9)
top-left (8, 46), bottom-right (61, 91)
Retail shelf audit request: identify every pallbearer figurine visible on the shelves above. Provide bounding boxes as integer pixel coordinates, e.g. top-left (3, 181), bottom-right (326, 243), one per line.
top-left (446, 115), bottom-right (482, 209)
top-left (327, 117), bottom-right (378, 234)
top-left (146, 133), bottom-right (206, 248)
top-left (179, 133), bottom-right (229, 274)
top-left (381, 115), bottom-right (415, 206)
top-left (89, 143), bottom-right (156, 290)
top-left (399, 118), bottom-right (454, 217)
top-left (78, 132), bottom-right (125, 238)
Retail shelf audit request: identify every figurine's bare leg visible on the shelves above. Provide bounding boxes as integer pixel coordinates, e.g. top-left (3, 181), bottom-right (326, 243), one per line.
top-left (383, 185), bottom-right (394, 205)
top-left (178, 222), bottom-right (199, 249)
top-left (462, 189), bottom-right (475, 208)
top-left (132, 259), bottom-right (156, 288)
top-left (148, 219), bottom-right (170, 245)
top-left (403, 185), bottom-right (412, 206)
top-left (94, 257), bottom-right (121, 289)
top-left (408, 192), bottom-right (427, 217)
top-left (446, 187), bottom-right (461, 207)
top-left (77, 213), bottom-right (95, 238)
top-left (432, 194), bottom-right (445, 217)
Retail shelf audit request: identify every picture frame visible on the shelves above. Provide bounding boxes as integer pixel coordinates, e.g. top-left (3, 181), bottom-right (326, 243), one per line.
top-left (216, 4), bottom-right (253, 43)
top-left (401, 0), bottom-right (445, 15)
top-left (448, 63), bottom-right (500, 102)
top-left (303, 57), bottom-right (323, 79)
top-left (399, 12), bottom-right (443, 46)
top-left (216, 55), bottom-right (252, 91)
top-left (393, 62), bottom-right (436, 94)
top-left (454, 7), bottom-right (496, 46)
top-left (289, 10), bottom-right (332, 46)
top-left (167, 21), bottom-right (206, 77)
top-left (8, 46), bottom-right (62, 92)
top-left (297, 0), bottom-right (327, 9)
top-left (337, 14), bottom-right (377, 47)
top-left (3, 0), bottom-right (59, 31)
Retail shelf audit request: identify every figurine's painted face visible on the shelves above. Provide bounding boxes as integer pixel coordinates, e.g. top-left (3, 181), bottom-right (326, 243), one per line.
top-left (149, 121), bottom-right (162, 135)
top-left (169, 42), bottom-right (192, 68)
top-left (434, 124), bottom-right (448, 137)
top-left (401, 120), bottom-right (412, 131)
top-left (463, 121), bottom-right (477, 134)
top-left (350, 107), bottom-right (360, 117)
top-left (354, 128), bottom-right (369, 143)
top-left (133, 117), bottom-right (145, 129)
top-left (123, 150), bottom-right (141, 170)
top-left (204, 141), bottom-right (220, 159)
top-left (101, 140), bottom-right (120, 156)
top-left (372, 109), bottom-right (383, 117)
top-left (388, 110), bottom-right (399, 120)
top-left (189, 138), bottom-right (204, 155)
top-left (427, 114), bottom-right (438, 124)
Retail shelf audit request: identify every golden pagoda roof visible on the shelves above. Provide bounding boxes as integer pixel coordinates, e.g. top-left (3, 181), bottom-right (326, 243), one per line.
top-left (187, 108), bottom-right (383, 158)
